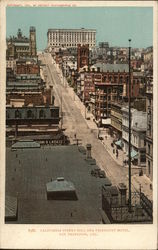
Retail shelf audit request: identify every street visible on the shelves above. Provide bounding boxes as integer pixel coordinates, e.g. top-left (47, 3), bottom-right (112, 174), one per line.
top-left (39, 52), bottom-right (129, 187)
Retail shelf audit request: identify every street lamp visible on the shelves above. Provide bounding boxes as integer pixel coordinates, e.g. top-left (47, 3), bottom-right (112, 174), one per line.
top-left (128, 39), bottom-right (132, 212)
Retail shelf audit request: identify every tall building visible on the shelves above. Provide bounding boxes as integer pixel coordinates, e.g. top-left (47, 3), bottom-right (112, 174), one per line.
top-left (77, 44), bottom-right (89, 72)
top-left (29, 26), bottom-right (37, 57)
top-left (47, 28), bottom-right (96, 49)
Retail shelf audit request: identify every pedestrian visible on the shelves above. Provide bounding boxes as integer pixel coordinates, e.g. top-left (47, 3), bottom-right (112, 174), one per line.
top-left (116, 151), bottom-right (118, 159)
top-left (116, 149), bottom-right (118, 158)
top-left (113, 149), bottom-right (115, 154)
top-left (74, 133), bottom-right (76, 139)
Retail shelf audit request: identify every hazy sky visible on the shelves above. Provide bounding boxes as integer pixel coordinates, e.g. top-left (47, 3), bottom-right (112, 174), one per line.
top-left (6, 7), bottom-right (153, 50)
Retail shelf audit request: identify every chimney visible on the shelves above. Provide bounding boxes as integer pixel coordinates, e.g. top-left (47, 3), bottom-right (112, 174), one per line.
top-left (118, 183), bottom-right (127, 206)
top-left (86, 144), bottom-right (92, 159)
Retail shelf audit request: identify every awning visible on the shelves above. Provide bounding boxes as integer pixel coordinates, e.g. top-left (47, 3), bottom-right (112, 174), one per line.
top-left (131, 150), bottom-right (138, 159)
top-left (115, 140), bottom-right (123, 147)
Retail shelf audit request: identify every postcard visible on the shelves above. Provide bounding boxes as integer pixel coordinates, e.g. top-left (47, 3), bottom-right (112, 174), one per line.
top-left (0, 0), bottom-right (157, 249)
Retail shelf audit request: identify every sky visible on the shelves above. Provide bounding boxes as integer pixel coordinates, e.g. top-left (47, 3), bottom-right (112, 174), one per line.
top-left (6, 7), bottom-right (153, 50)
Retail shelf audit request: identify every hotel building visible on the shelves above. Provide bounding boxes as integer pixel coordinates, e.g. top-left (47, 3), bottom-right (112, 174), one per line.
top-left (47, 28), bottom-right (96, 49)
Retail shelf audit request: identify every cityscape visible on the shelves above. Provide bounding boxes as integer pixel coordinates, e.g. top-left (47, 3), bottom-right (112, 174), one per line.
top-left (5, 7), bottom-right (153, 224)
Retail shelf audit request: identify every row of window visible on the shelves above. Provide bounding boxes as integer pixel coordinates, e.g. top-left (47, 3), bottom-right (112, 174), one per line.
top-left (16, 47), bottom-right (29, 51)
top-left (6, 109), bottom-right (58, 119)
top-left (49, 43), bottom-right (94, 47)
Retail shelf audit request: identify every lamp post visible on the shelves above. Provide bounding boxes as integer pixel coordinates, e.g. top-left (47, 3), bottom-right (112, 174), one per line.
top-left (128, 39), bottom-right (132, 212)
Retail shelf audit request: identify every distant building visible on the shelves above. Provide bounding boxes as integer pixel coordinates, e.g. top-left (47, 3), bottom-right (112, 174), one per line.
top-left (47, 28), bottom-right (96, 49)
top-left (29, 26), bottom-right (37, 57)
top-left (77, 44), bottom-right (89, 72)
top-left (6, 27), bottom-right (37, 59)
top-left (98, 42), bottom-right (109, 49)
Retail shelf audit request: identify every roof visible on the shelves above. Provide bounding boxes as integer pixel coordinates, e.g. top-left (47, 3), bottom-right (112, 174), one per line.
top-left (7, 82), bottom-right (39, 86)
top-left (93, 63), bottom-right (129, 72)
top-left (11, 140), bottom-right (41, 149)
top-left (14, 42), bottom-right (29, 47)
top-left (6, 145), bottom-right (108, 224)
top-left (16, 75), bottom-right (40, 79)
top-left (48, 28), bottom-right (96, 32)
top-left (46, 178), bottom-right (76, 192)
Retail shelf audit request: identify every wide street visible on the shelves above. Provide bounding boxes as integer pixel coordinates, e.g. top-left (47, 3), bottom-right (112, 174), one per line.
top-left (38, 52), bottom-right (130, 187)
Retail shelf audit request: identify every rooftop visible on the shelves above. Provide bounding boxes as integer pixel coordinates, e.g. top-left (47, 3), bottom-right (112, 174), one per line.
top-left (12, 140), bottom-right (41, 149)
top-left (93, 63), bottom-right (129, 72)
top-left (46, 178), bottom-right (76, 193)
top-left (6, 145), bottom-right (109, 224)
top-left (48, 28), bottom-right (96, 32)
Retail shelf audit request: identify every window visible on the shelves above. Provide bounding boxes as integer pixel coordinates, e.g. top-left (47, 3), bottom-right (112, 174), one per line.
top-left (148, 160), bottom-right (151, 174)
top-left (140, 154), bottom-right (146, 163)
top-left (51, 109), bottom-right (59, 118)
top-left (39, 109), bottom-right (45, 118)
top-left (27, 109), bottom-right (33, 119)
top-left (15, 109), bottom-right (21, 119)
top-left (148, 144), bottom-right (151, 155)
top-left (6, 111), bottom-right (10, 119)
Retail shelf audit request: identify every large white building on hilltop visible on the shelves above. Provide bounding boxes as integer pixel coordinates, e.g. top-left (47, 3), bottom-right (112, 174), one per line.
top-left (47, 28), bottom-right (96, 49)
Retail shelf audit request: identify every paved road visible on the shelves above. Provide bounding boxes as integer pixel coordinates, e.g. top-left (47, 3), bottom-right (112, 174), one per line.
top-left (38, 52), bottom-right (130, 187)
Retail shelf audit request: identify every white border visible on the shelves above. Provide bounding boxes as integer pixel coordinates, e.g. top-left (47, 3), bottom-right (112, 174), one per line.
top-left (0, 1), bottom-right (157, 249)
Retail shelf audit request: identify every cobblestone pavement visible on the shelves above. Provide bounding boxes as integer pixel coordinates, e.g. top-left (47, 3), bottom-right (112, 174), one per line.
top-left (40, 53), bottom-right (153, 201)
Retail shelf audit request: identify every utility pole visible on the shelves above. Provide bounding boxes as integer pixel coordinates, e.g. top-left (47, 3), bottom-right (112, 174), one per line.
top-left (128, 39), bottom-right (132, 212)
top-left (60, 94), bottom-right (63, 130)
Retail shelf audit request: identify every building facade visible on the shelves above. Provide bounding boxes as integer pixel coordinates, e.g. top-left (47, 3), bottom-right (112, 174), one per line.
top-left (122, 107), bottom-right (147, 168)
top-left (6, 27), bottom-right (37, 59)
top-left (110, 101), bottom-right (123, 138)
top-left (29, 26), bottom-right (37, 57)
top-left (77, 44), bottom-right (89, 72)
top-left (145, 82), bottom-right (153, 180)
top-left (47, 28), bottom-right (96, 49)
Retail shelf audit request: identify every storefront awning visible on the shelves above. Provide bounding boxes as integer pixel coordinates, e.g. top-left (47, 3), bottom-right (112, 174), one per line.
top-left (131, 150), bottom-right (138, 159)
top-left (115, 140), bottom-right (123, 147)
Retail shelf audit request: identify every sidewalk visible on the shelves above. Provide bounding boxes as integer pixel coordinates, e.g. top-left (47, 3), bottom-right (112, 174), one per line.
top-left (54, 60), bottom-right (153, 201)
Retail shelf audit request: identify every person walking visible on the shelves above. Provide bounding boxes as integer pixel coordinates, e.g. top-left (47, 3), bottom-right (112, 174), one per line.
top-left (116, 149), bottom-right (118, 158)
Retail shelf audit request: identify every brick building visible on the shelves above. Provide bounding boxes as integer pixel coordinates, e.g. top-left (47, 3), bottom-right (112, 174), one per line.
top-left (6, 106), bottom-right (60, 139)
top-left (16, 64), bottom-right (40, 75)
top-left (77, 44), bottom-right (89, 72)
top-left (6, 82), bottom-right (52, 107)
